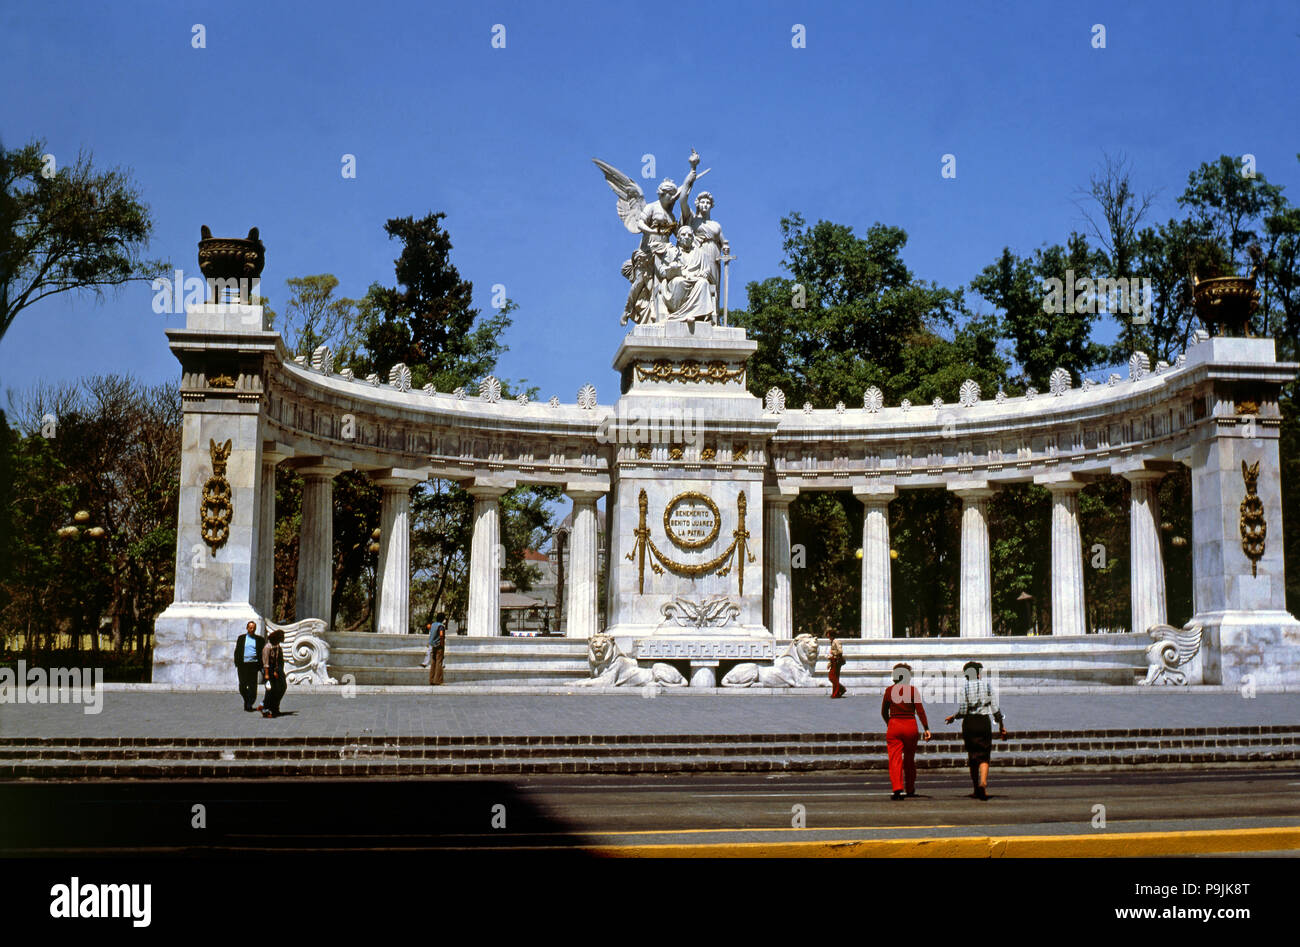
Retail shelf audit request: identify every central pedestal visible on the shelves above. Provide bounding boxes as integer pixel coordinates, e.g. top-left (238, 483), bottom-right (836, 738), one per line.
top-left (605, 322), bottom-right (776, 640)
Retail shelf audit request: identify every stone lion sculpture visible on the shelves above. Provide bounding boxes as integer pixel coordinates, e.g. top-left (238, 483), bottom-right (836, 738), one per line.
top-left (721, 634), bottom-right (825, 688)
top-left (576, 634), bottom-right (687, 687)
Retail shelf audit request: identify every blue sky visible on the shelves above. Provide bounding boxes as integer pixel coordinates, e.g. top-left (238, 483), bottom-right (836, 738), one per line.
top-left (3, 0), bottom-right (1298, 403)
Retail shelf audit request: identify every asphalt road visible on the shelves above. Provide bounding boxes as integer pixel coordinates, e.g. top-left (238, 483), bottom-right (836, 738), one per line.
top-left (2, 767), bottom-right (1298, 854)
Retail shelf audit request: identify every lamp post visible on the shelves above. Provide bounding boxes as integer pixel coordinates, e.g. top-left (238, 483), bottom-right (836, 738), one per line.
top-left (56, 510), bottom-right (107, 651)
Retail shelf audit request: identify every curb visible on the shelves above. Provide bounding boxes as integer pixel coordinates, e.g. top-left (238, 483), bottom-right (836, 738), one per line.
top-left (585, 826), bottom-right (1300, 858)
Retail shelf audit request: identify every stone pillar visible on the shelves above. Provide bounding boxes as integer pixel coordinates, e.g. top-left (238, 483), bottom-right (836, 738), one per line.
top-left (1038, 475), bottom-right (1087, 636)
top-left (372, 469), bottom-right (429, 636)
top-left (763, 486), bottom-right (797, 639)
top-left (952, 484), bottom-right (995, 638)
top-left (1124, 469), bottom-right (1167, 636)
top-left (467, 481), bottom-right (511, 637)
top-left (295, 463), bottom-right (347, 624)
top-left (152, 301), bottom-right (277, 684)
top-left (565, 484), bottom-right (604, 639)
top-left (855, 486), bottom-right (896, 639)
top-left (254, 443), bottom-right (293, 618)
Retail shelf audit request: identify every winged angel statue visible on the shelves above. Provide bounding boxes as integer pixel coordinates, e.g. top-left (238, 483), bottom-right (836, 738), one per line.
top-left (593, 150), bottom-right (730, 326)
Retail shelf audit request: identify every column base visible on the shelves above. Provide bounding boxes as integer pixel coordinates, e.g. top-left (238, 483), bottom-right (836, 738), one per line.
top-left (153, 602), bottom-right (263, 685)
top-left (1191, 610), bottom-right (1300, 687)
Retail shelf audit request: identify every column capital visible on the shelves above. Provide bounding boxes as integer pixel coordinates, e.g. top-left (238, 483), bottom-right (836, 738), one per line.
top-left (370, 466), bottom-right (430, 490)
top-left (287, 456), bottom-right (350, 479)
top-left (1034, 473), bottom-right (1086, 494)
top-left (950, 480), bottom-right (995, 500)
top-left (763, 482), bottom-right (800, 505)
top-left (853, 484), bottom-right (896, 504)
top-left (261, 441), bottom-right (295, 465)
top-left (1113, 460), bottom-right (1179, 484)
top-left (564, 479), bottom-right (608, 502)
top-left (466, 478), bottom-right (514, 499)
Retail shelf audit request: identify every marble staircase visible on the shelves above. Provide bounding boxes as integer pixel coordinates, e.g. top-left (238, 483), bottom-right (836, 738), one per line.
top-left (319, 631), bottom-right (1151, 687)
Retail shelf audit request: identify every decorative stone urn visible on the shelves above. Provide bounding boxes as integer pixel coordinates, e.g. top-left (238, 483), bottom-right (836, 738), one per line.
top-left (197, 225), bottom-right (265, 302)
top-left (1193, 256), bottom-right (1260, 338)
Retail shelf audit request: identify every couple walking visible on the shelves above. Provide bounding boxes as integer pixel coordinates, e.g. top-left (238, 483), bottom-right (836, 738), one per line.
top-left (233, 621), bottom-right (288, 717)
top-left (881, 661), bottom-right (1007, 800)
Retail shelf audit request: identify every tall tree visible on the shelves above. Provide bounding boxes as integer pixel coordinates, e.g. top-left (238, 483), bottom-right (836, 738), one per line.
top-left (0, 139), bottom-right (166, 342)
top-left (735, 213), bottom-right (1006, 636)
top-left (269, 274), bottom-right (366, 361)
top-left (358, 213), bottom-right (511, 390)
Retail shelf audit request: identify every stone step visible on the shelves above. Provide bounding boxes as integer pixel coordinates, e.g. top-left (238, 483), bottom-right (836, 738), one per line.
top-left (4, 746), bottom-right (1295, 779)
top-left (5, 735), bottom-right (1294, 762)
top-left (319, 632), bottom-right (1151, 687)
top-left (4, 728), bottom-right (1295, 779)
top-left (7, 724), bottom-right (1294, 746)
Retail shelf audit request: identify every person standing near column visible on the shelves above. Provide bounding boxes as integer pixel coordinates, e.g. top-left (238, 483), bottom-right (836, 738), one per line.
top-left (424, 611), bottom-right (447, 686)
top-left (945, 661), bottom-right (1007, 800)
top-left (827, 632), bottom-right (847, 698)
top-left (260, 628), bottom-right (287, 718)
top-left (881, 663), bottom-right (930, 799)
top-left (233, 620), bottom-right (265, 712)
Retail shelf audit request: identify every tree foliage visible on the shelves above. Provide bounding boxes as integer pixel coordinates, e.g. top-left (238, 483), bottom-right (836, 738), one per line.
top-left (0, 139), bottom-right (166, 342)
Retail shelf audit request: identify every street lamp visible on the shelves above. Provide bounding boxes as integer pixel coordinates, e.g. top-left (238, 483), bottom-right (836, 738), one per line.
top-left (56, 510), bottom-right (107, 649)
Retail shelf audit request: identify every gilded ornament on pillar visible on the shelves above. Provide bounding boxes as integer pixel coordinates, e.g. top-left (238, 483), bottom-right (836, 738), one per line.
top-left (200, 439), bottom-right (233, 555)
top-left (1239, 460), bottom-right (1266, 577)
top-left (625, 489), bottom-right (755, 593)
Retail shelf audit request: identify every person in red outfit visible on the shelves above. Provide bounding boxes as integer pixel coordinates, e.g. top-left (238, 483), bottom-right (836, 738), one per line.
top-left (881, 663), bottom-right (931, 799)
top-left (827, 634), bottom-right (847, 698)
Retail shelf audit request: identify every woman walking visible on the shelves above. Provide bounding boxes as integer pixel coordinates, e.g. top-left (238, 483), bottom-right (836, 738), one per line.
top-left (944, 661), bottom-right (1007, 800)
top-left (827, 634), bottom-right (847, 698)
top-left (261, 628), bottom-right (287, 718)
top-left (881, 663), bottom-right (930, 800)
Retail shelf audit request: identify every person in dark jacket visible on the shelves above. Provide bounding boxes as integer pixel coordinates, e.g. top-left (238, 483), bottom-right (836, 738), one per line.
top-left (881, 663), bottom-right (930, 799)
top-left (233, 620), bottom-right (265, 712)
top-left (261, 628), bottom-right (287, 718)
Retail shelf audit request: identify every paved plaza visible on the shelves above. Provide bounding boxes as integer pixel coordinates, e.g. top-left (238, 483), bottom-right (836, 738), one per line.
top-left (4, 689), bottom-right (1298, 739)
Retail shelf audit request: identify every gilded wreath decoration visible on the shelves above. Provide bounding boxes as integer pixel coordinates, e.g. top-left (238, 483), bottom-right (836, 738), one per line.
top-left (626, 489), bottom-right (755, 595)
top-left (663, 491), bottom-right (722, 550)
top-left (200, 438), bottom-right (233, 555)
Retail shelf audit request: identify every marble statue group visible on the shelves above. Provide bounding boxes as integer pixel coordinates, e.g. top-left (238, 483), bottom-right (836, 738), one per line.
top-left (594, 150), bottom-right (731, 326)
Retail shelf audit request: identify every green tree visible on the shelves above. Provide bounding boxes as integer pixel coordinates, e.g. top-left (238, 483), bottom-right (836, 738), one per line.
top-left (969, 236), bottom-right (1110, 391)
top-left (735, 213), bottom-right (1005, 636)
top-left (0, 139), bottom-right (166, 343)
top-left (269, 274), bottom-right (366, 362)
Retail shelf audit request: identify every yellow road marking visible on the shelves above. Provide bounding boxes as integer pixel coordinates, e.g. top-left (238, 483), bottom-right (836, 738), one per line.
top-left (581, 826), bottom-right (1300, 858)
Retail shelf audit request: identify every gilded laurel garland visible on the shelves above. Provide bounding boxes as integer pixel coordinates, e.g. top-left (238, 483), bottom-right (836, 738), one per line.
top-left (1240, 460), bottom-right (1266, 577)
top-left (626, 488), bottom-right (755, 594)
top-left (200, 438), bottom-right (233, 555)
top-left (634, 359), bottom-right (745, 384)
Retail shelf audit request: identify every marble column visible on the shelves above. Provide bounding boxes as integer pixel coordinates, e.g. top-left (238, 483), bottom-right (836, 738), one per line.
top-left (952, 484), bottom-right (995, 638)
top-left (467, 482), bottom-right (510, 637)
top-left (763, 487), bottom-right (797, 639)
top-left (372, 470), bottom-right (428, 636)
top-left (1039, 476), bottom-right (1087, 636)
top-left (565, 485), bottom-right (604, 638)
top-left (1124, 470), bottom-right (1167, 635)
top-left (254, 443), bottom-right (293, 618)
top-left (295, 463), bottom-right (346, 624)
top-left (855, 486), bottom-right (896, 639)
